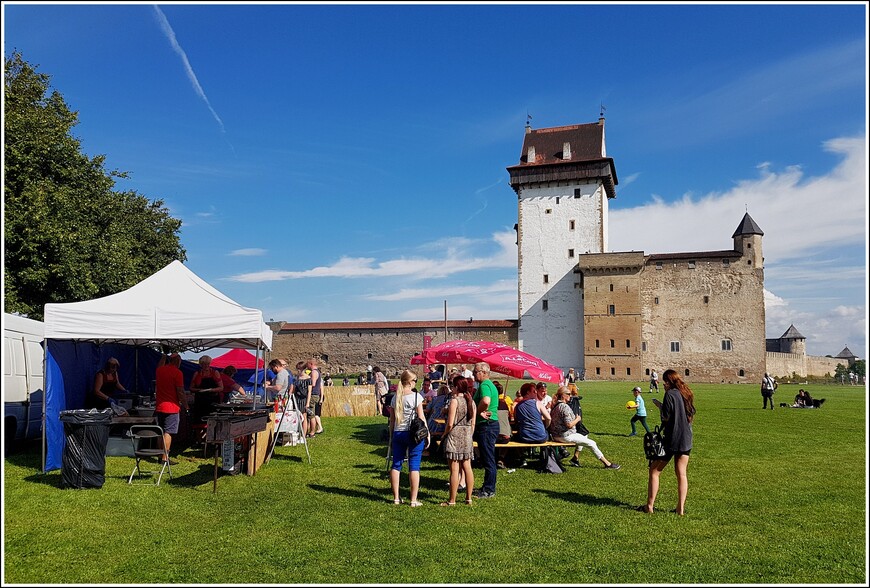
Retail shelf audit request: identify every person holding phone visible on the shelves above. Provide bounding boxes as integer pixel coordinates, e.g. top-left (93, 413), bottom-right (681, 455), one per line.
top-left (639, 369), bottom-right (695, 515)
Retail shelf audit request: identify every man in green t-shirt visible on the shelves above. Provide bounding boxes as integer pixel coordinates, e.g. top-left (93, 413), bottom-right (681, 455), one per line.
top-left (472, 362), bottom-right (500, 498)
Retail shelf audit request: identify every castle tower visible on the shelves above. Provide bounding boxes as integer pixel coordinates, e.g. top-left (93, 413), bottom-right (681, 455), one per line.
top-left (506, 119), bottom-right (618, 372)
top-left (732, 212), bottom-right (764, 269)
top-left (778, 324), bottom-right (806, 355)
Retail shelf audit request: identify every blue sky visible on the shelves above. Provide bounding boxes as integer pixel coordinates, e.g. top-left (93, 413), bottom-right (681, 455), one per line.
top-left (3, 2), bottom-right (867, 360)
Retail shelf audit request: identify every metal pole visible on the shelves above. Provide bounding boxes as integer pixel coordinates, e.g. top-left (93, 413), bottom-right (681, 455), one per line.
top-left (444, 300), bottom-right (448, 343)
top-left (253, 342), bottom-right (261, 409)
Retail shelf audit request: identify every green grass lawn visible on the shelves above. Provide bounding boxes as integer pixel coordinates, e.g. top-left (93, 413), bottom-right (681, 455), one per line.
top-left (3, 381), bottom-right (866, 584)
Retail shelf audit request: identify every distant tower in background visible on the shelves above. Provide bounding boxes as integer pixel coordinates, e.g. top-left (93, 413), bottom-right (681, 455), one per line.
top-left (506, 117), bottom-right (618, 372)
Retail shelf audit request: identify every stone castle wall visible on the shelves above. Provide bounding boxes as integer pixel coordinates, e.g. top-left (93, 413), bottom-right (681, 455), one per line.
top-left (640, 252), bottom-right (767, 384)
top-left (270, 323), bottom-right (518, 377)
top-left (577, 248), bottom-right (767, 384)
top-left (766, 351), bottom-right (848, 378)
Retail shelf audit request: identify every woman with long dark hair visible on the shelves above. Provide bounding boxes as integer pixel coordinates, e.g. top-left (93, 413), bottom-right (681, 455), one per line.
top-left (440, 377), bottom-right (476, 506)
top-left (639, 369), bottom-right (695, 515)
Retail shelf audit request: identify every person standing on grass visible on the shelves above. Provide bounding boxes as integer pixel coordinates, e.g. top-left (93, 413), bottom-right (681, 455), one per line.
top-left (154, 352), bottom-right (188, 465)
top-left (640, 369), bottom-right (695, 515)
top-left (289, 361), bottom-right (311, 438)
top-left (649, 369), bottom-right (659, 394)
top-left (440, 377), bottom-right (476, 506)
top-left (627, 386), bottom-right (651, 436)
top-left (306, 358), bottom-right (323, 437)
top-left (373, 366), bottom-right (388, 416)
top-left (389, 369), bottom-right (427, 507)
top-left (313, 372), bottom-right (325, 435)
top-left (264, 359), bottom-right (288, 405)
top-left (761, 372), bottom-right (777, 410)
top-left (550, 387), bottom-right (620, 470)
top-left (472, 362), bottom-right (499, 499)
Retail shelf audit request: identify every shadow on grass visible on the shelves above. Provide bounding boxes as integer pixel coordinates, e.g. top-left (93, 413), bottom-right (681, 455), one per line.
top-left (308, 482), bottom-right (388, 504)
top-left (350, 422), bottom-right (390, 446)
top-left (269, 452), bottom-right (305, 463)
top-left (532, 487), bottom-right (632, 509)
top-left (164, 463), bottom-right (225, 488)
top-left (5, 441), bottom-right (42, 469)
top-left (353, 461), bottom-right (390, 478)
top-left (23, 470), bottom-right (65, 488)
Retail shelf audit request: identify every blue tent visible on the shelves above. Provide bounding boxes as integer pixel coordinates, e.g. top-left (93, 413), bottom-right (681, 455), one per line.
top-left (43, 341), bottom-right (200, 471)
top-left (41, 261), bottom-right (273, 472)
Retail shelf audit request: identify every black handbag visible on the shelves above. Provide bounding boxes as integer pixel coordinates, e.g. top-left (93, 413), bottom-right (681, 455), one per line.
top-left (643, 425), bottom-right (667, 461)
top-left (408, 392), bottom-right (429, 447)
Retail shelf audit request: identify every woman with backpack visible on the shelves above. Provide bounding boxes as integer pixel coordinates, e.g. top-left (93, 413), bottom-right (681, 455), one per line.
top-left (388, 370), bottom-right (427, 507)
top-left (639, 369), bottom-right (695, 516)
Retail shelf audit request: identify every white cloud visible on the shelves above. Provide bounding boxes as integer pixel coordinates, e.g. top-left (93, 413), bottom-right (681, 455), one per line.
top-left (365, 280), bottom-right (517, 302)
top-left (610, 136), bottom-right (865, 259)
top-left (228, 230), bottom-right (518, 283)
top-left (619, 172), bottom-right (641, 188)
top-left (229, 248), bottom-right (267, 257)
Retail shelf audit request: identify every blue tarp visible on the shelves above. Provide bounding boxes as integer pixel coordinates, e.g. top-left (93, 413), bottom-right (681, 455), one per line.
top-left (44, 341), bottom-right (199, 472)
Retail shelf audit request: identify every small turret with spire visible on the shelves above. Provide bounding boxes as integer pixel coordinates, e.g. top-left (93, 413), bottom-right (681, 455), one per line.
top-left (732, 212), bottom-right (764, 268)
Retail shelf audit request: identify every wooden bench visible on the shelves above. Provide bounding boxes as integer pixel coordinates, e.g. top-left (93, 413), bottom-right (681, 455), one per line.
top-left (471, 440), bottom-right (575, 449)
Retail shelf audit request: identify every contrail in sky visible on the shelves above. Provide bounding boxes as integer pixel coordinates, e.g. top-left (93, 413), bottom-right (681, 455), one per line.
top-left (152, 5), bottom-right (226, 134)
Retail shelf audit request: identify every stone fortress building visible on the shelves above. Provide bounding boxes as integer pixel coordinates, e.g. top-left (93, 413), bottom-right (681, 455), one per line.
top-left (270, 118), bottom-right (858, 382)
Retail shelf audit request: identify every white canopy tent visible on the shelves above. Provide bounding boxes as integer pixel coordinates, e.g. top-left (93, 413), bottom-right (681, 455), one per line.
top-left (42, 260), bottom-right (273, 472)
top-left (44, 260), bottom-right (273, 351)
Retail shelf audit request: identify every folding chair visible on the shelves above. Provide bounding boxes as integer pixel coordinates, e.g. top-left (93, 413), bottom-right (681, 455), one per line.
top-left (127, 424), bottom-right (172, 485)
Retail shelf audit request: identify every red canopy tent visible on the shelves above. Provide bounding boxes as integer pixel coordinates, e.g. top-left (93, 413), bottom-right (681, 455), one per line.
top-left (210, 348), bottom-right (265, 370)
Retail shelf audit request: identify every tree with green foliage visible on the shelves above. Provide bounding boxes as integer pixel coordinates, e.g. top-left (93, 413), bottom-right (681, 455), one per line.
top-left (4, 51), bottom-right (186, 320)
top-left (850, 359), bottom-right (865, 380)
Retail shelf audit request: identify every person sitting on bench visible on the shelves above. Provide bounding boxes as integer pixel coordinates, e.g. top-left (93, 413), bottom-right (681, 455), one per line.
top-left (514, 383), bottom-right (550, 443)
top-left (549, 387), bottom-right (621, 470)
top-left (509, 383), bottom-right (551, 466)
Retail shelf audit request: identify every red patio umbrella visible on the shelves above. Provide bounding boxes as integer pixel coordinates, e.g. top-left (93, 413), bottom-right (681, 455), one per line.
top-left (411, 340), bottom-right (562, 383)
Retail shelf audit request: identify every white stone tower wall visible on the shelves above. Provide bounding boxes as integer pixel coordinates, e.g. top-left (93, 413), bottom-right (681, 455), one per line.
top-left (517, 180), bottom-right (608, 373)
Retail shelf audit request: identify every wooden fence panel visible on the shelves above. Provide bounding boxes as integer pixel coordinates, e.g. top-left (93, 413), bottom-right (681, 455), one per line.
top-left (320, 385), bottom-right (378, 417)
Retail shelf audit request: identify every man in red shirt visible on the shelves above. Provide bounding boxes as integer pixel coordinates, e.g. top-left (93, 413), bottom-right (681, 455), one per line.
top-left (155, 352), bottom-right (189, 464)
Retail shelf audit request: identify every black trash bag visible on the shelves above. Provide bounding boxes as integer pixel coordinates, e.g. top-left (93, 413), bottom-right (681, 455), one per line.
top-left (59, 409), bottom-right (113, 489)
top-left (537, 446), bottom-right (565, 474)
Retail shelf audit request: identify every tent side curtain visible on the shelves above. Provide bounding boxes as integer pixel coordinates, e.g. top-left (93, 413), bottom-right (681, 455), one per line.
top-left (43, 341), bottom-right (199, 472)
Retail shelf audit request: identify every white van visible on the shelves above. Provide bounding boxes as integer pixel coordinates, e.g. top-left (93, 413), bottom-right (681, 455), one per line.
top-left (3, 312), bottom-right (45, 453)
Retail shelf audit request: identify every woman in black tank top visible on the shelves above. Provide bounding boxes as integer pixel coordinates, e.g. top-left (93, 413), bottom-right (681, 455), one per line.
top-left (190, 355), bottom-right (224, 420)
top-left (91, 358), bottom-right (126, 409)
